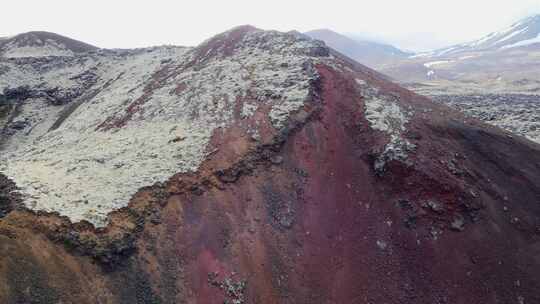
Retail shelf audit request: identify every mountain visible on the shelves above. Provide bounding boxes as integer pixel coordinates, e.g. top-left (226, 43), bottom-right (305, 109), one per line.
top-left (470, 14), bottom-right (540, 50)
top-left (1, 26), bottom-right (540, 303)
top-left (415, 15), bottom-right (540, 58)
top-left (0, 31), bottom-right (98, 58)
top-left (379, 15), bottom-right (540, 98)
top-left (305, 28), bottom-right (412, 68)
top-left (308, 19), bottom-right (540, 144)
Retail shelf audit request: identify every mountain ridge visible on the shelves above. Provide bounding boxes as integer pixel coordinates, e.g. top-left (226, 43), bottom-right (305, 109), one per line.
top-left (0, 31), bottom-right (98, 58)
top-left (414, 14), bottom-right (540, 58)
top-left (305, 28), bottom-right (411, 68)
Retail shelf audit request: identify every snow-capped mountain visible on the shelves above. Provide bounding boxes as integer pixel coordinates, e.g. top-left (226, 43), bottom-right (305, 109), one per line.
top-left (0, 31), bottom-right (98, 58)
top-left (378, 15), bottom-right (540, 95)
top-left (415, 15), bottom-right (540, 58)
top-left (305, 29), bottom-right (411, 68)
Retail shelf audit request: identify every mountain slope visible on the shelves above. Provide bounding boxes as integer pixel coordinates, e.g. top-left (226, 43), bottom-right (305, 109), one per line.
top-left (0, 31), bottom-right (98, 58)
top-left (305, 29), bottom-right (411, 68)
top-left (0, 27), bottom-right (539, 303)
top-left (380, 15), bottom-right (540, 99)
top-left (414, 15), bottom-right (540, 58)
top-left (471, 14), bottom-right (540, 50)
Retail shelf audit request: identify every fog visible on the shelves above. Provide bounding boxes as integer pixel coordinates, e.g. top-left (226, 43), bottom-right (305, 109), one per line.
top-left (2, 0), bottom-right (539, 51)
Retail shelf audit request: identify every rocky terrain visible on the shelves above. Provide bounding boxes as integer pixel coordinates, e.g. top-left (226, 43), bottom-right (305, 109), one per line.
top-left (0, 26), bottom-right (539, 304)
top-left (0, 29), bottom-right (326, 226)
top-left (432, 94), bottom-right (540, 143)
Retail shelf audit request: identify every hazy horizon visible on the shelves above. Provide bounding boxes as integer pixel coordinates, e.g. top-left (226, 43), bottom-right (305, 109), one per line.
top-left (2, 0), bottom-right (540, 51)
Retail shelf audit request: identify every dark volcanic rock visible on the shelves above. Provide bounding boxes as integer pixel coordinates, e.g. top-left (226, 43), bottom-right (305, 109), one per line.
top-left (0, 174), bottom-right (21, 218)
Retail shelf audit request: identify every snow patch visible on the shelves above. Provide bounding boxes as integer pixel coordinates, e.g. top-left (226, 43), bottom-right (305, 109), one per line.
top-left (501, 33), bottom-right (540, 49)
top-left (423, 60), bottom-right (452, 68)
top-left (458, 55), bottom-right (477, 60)
top-left (496, 27), bottom-right (527, 44)
top-left (469, 32), bottom-right (496, 47)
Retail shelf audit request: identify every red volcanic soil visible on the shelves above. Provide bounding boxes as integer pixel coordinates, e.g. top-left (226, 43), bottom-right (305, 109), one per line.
top-left (0, 39), bottom-right (540, 303)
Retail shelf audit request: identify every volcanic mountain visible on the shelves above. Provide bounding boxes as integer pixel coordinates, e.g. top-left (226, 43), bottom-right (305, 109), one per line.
top-left (0, 26), bottom-right (539, 303)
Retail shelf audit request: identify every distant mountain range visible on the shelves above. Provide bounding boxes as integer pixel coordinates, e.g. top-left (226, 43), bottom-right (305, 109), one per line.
top-left (304, 29), bottom-right (412, 68)
top-left (414, 15), bottom-right (540, 58)
top-left (308, 14), bottom-right (540, 62)
top-left (385, 15), bottom-right (540, 95)
top-left (306, 15), bottom-right (540, 95)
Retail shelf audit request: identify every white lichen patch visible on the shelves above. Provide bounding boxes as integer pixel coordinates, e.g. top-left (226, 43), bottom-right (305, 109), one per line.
top-left (362, 92), bottom-right (415, 172)
top-left (373, 134), bottom-right (417, 172)
top-left (0, 29), bottom-right (325, 226)
top-left (364, 97), bottom-right (409, 134)
top-left (1, 121), bottom-right (212, 225)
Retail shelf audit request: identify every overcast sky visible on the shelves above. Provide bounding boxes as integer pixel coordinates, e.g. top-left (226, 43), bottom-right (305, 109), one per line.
top-left (2, 0), bottom-right (540, 51)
